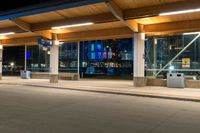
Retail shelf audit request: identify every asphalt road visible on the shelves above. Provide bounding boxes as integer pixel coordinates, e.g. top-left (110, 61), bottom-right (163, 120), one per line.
top-left (0, 84), bottom-right (200, 133)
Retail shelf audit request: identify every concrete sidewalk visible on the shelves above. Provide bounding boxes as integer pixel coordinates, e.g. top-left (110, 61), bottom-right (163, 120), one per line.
top-left (1, 77), bottom-right (200, 102)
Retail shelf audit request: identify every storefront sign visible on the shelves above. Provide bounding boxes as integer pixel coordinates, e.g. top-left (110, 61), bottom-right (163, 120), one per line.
top-left (182, 58), bottom-right (190, 68)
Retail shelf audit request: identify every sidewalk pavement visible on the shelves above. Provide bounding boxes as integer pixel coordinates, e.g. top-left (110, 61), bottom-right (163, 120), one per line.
top-left (1, 77), bottom-right (200, 102)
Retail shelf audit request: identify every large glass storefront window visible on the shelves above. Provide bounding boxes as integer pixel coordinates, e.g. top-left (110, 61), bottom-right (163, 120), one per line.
top-left (26, 38), bottom-right (133, 79)
top-left (59, 42), bottom-right (78, 73)
top-left (27, 45), bottom-right (50, 72)
top-left (146, 34), bottom-right (200, 80)
top-left (80, 38), bottom-right (133, 79)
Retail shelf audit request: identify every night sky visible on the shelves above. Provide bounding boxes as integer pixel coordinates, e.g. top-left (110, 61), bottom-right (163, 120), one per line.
top-left (0, 0), bottom-right (79, 12)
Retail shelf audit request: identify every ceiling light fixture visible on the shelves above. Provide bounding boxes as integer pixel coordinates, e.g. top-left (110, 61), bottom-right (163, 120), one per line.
top-left (183, 32), bottom-right (200, 35)
top-left (159, 8), bottom-right (200, 16)
top-left (0, 32), bottom-right (15, 36)
top-left (52, 22), bottom-right (94, 30)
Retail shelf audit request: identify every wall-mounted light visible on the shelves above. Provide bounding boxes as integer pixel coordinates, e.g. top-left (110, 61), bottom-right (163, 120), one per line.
top-left (0, 32), bottom-right (15, 36)
top-left (54, 40), bottom-right (60, 45)
top-left (52, 22), bottom-right (94, 30)
top-left (159, 8), bottom-right (200, 16)
top-left (154, 38), bottom-right (157, 45)
top-left (141, 33), bottom-right (145, 40)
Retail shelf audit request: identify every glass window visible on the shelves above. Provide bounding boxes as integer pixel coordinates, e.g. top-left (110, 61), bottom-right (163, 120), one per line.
top-left (27, 45), bottom-right (50, 72)
top-left (80, 38), bottom-right (133, 79)
top-left (59, 42), bottom-right (78, 73)
top-left (146, 34), bottom-right (200, 80)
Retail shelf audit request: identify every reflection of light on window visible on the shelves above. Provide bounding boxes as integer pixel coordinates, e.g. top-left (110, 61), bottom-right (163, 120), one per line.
top-left (108, 52), bottom-right (112, 59)
top-left (91, 44), bottom-right (94, 51)
top-left (91, 53), bottom-right (95, 59)
top-left (96, 44), bottom-right (102, 51)
top-left (96, 52), bottom-right (102, 59)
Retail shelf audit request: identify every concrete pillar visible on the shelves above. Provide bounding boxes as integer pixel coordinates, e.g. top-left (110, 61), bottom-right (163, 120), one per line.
top-left (134, 33), bottom-right (146, 87)
top-left (0, 45), bottom-right (3, 80)
top-left (50, 34), bottom-right (59, 83)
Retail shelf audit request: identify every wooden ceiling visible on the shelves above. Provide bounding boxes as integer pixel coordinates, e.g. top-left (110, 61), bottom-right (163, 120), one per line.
top-left (1, 0), bottom-right (200, 45)
top-left (114, 0), bottom-right (183, 10)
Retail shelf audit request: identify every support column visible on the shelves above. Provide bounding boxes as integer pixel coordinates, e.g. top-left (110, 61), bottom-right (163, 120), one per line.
top-left (133, 33), bottom-right (146, 87)
top-left (77, 41), bottom-right (80, 80)
top-left (24, 45), bottom-right (27, 71)
top-left (50, 34), bottom-right (59, 83)
top-left (0, 45), bottom-right (3, 80)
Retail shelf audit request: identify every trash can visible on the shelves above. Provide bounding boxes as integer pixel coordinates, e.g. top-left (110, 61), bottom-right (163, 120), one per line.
top-left (20, 70), bottom-right (31, 79)
top-left (167, 73), bottom-right (185, 88)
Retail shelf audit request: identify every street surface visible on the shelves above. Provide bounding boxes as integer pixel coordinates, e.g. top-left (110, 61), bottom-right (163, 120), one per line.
top-left (0, 84), bottom-right (199, 133)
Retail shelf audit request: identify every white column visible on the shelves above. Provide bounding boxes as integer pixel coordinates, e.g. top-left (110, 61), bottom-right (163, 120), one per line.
top-left (50, 34), bottom-right (59, 83)
top-left (134, 33), bottom-right (146, 87)
top-left (0, 45), bottom-right (3, 80)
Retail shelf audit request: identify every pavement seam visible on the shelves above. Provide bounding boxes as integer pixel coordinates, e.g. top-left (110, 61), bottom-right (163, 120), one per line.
top-left (0, 82), bottom-right (200, 103)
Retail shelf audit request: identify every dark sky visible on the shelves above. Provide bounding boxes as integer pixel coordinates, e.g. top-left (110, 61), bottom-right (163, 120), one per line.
top-left (0, 0), bottom-right (55, 12)
top-left (0, 0), bottom-right (83, 12)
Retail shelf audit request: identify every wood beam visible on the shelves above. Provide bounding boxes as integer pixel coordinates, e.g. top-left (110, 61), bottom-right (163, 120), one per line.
top-left (0, 26), bottom-right (24, 33)
top-left (124, 0), bottom-right (200, 19)
top-left (57, 27), bottom-right (133, 41)
top-left (31, 13), bottom-right (117, 31)
top-left (9, 18), bottom-right (32, 32)
top-left (9, 18), bottom-right (53, 39)
top-left (35, 31), bottom-right (52, 40)
top-left (106, 1), bottom-right (138, 32)
top-left (1, 36), bottom-right (38, 46)
top-left (144, 19), bottom-right (200, 35)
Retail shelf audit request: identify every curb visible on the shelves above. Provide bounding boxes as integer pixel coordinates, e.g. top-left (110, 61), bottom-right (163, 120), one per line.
top-left (1, 82), bottom-right (200, 103)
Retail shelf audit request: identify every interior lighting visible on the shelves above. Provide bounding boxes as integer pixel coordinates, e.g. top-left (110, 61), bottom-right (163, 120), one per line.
top-left (159, 8), bottom-right (200, 16)
top-left (52, 22), bottom-right (94, 29)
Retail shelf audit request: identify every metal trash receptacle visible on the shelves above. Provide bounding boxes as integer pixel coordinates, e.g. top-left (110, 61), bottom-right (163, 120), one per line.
top-left (20, 70), bottom-right (31, 79)
top-left (167, 73), bottom-right (185, 88)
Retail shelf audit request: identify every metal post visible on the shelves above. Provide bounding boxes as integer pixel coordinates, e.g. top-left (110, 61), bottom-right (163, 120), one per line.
top-left (77, 41), bottom-right (80, 80)
top-left (24, 45), bottom-right (27, 71)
